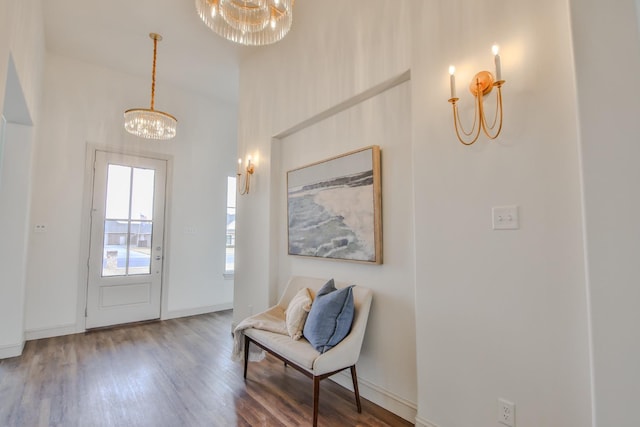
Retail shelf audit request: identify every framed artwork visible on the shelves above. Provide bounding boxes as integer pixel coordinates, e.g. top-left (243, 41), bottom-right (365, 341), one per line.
top-left (287, 145), bottom-right (382, 264)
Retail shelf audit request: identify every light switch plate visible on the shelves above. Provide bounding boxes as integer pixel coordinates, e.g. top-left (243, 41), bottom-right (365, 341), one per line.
top-left (492, 206), bottom-right (519, 230)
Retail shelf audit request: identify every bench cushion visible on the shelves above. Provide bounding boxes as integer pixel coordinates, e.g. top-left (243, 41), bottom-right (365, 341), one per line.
top-left (244, 328), bottom-right (320, 370)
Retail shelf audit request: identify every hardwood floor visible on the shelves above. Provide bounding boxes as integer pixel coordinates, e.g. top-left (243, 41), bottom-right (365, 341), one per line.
top-left (0, 311), bottom-right (412, 426)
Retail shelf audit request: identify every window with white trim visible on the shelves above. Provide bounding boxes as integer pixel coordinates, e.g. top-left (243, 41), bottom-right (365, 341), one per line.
top-left (225, 176), bottom-right (236, 276)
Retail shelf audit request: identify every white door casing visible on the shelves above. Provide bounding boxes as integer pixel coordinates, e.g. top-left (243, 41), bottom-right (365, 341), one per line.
top-left (86, 150), bottom-right (166, 329)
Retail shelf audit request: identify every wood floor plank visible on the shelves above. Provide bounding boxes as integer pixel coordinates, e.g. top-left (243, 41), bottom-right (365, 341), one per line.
top-left (0, 310), bottom-right (412, 426)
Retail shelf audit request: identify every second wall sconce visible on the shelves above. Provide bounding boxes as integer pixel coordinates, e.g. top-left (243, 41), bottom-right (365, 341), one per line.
top-left (448, 45), bottom-right (506, 146)
top-left (237, 156), bottom-right (255, 195)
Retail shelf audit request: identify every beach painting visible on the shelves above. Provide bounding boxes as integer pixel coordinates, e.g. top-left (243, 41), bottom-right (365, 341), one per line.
top-left (287, 146), bottom-right (382, 264)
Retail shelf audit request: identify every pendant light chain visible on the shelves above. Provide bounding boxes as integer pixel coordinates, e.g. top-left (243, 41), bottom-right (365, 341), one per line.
top-left (150, 34), bottom-right (158, 110)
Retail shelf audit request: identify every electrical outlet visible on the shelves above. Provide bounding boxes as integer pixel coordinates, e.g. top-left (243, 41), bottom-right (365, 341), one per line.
top-left (498, 398), bottom-right (515, 427)
top-left (34, 224), bottom-right (47, 233)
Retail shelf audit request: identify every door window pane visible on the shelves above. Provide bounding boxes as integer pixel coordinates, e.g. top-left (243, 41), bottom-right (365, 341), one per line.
top-left (128, 221), bottom-right (152, 275)
top-left (103, 220), bottom-right (128, 277)
top-left (102, 164), bottom-right (155, 277)
top-left (105, 165), bottom-right (131, 219)
top-left (131, 168), bottom-right (155, 220)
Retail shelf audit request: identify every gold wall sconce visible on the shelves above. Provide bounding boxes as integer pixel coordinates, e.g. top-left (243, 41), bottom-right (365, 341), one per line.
top-left (448, 45), bottom-right (505, 145)
top-left (237, 156), bottom-right (255, 195)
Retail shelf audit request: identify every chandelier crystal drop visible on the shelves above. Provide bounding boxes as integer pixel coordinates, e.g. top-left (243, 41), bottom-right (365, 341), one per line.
top-left (124, 33), bottom-right (177, 141)
top-left (196, 0), bottom-right (294, 46)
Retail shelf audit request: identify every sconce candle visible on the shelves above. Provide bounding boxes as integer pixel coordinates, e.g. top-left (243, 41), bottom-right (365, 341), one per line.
top-left (492, 44), bottom-right (502, 81)
top-left (449, 65), bottom-right (457, 99)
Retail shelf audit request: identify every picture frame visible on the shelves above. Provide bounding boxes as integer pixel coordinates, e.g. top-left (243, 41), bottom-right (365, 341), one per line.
top-left (287, 145), bottom-right (382, 264)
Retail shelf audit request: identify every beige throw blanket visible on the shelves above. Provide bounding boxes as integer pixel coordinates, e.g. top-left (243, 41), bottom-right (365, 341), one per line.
top-left (232, 306), bottom-right (288, 362)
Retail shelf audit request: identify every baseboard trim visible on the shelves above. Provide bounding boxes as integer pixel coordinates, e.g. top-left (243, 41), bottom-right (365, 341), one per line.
top-left (415, 416), bottom-right (440, 427)
top-left (0, 341), bottom-right (25, 359)
top-left (23, 305), bottom-right (234, 341)
top-left (25, 323), bottom-right (79, 341)
top-left (331, 371), bottom-right (417, 423)
top-left (163, 303), bottom-right (233, 320)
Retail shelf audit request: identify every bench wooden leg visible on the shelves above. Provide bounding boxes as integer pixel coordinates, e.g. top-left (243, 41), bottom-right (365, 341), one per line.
top-left (313, 376), bottom-right (320, 427)
top-left (350, 365), bottom-right (362, 413)
top-left (243, 335), bottom-right (250, 379)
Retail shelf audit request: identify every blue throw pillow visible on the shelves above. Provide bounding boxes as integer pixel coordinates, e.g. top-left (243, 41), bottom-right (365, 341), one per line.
top-left (303, 279), bottom-right (355, 353)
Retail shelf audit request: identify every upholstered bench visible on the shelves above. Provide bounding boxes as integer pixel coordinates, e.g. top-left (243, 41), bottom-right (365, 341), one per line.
top-left (240, 276), bottom-right (373, 426)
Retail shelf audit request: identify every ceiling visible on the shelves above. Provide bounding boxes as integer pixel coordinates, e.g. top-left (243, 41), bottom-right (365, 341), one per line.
top-left (43, 0), bottom-right (252, 105)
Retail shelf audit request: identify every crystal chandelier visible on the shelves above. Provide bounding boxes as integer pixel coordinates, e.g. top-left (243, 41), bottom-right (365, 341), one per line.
top-left (124, 33), bottom-right (177, 140)
top-left (196, 0), bottom-right (294, 46)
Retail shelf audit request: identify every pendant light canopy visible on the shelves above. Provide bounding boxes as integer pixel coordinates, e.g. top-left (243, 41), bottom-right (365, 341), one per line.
top-left (124, 33), bottom-right (177, 140)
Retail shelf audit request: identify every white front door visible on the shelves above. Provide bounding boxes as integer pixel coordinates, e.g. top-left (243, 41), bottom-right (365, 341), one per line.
top-left (86, 150), bottom-right (167, 329)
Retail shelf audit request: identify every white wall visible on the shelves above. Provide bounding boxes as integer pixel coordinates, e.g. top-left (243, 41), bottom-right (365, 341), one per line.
top-left (0, 123), bottom-right (34, 357)
top-left (412, 1), bottom-right (592, 426)
top-left (0, 0), bottom-right (44, 357)
top-left (0, 0), bottom-right (44, 124)
top-left (235, 0), bottom-right (603, 426)
top-left (570, 1), bottom-right (640, 426)
top-left (636, 0), bottom-right (640, 39)
top-left (24, 52), bottom-right (237, 337)
top-left (275, 81), bottom-right (417, 418)
top-left (235, 0), bottom-right (416, 420)
top-left (235, 0), bottom-right (412, 318)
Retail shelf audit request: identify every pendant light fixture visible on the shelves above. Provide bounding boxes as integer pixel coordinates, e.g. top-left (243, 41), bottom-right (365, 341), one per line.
top-left (124, 33), bottom-right (177, 140)
top-left (196, 0), bottom-right (294, 46)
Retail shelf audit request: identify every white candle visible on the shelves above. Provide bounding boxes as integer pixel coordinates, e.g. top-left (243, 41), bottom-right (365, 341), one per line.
top-left (237, 158), bottom-right (242, 174)
top-left (449, 65), bottom-right (456, 98)
top-left (492, 44), bottom-right (502, 81)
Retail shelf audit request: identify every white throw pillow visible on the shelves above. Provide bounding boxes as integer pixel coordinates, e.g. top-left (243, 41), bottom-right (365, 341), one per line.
top-left (285, 288), bottom-right (313, 340)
